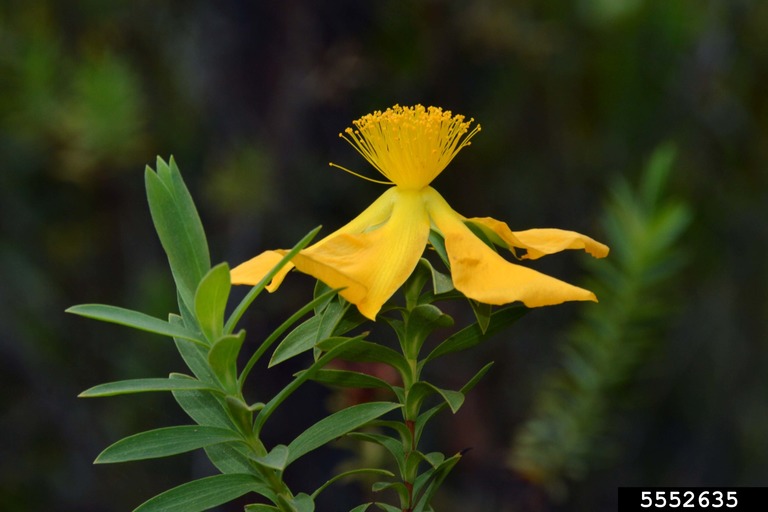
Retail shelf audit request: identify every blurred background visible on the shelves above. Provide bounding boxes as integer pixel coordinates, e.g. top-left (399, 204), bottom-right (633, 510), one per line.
top-left (1, 1), bottom-right (767, 510)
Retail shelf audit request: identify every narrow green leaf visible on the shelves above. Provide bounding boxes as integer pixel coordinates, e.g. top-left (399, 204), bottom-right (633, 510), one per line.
top-left (245, 505), bottom-right (280, 512)
top-left (66, 304), bottom-right (204, 345)
top-left (312, 468), bottom-right (395, 499)
top-left (171, 374), bottom-right (236, 430)
top-left (286, 402), bottom-right (401, 465)
top-left (145, 160), bottom-right (210, 314)
top-left (254, 444), bottom-right (289, 471)
top-left (347, 432), bottom-right (406, 477)
top-left (195, 263), bottom-right (231, 342)
top-left (268, 315), bottom-right (321, 367)
top-left (96, 426), bottom-right (242, 463)
top-left (253, 337), bottom-right (363, 435)
top-left (315, 338), bottom-right (408, 376)
top-left (403, 304), bottom-right (454, 358)
top-left (306, 369), bottom-right (393, 390)
top-left (408, 382), bottom-right (464, 414)
top-left (225, 226), bottom-right (322, 334)
top-left (204, 443), bottom-right (257, 476)
top-left (349, 504), bottom-right (372, 512)
top-left (468, 300), bottom-right (492, 334)
top-left (133, 473), bottom-right (259, 512)
top-left (418, 258), bottom-right (454, 295)
top-left (412, 453), bottom-right (462, 511)
top-left (415, 362), bottom-right (494, 442)
top-left (208, 331), bottom-right (245, 392)
top-left (424, 305), bottom-right (526, 363)
top-left (372, 481), bottom-right (410, 504)
top-left (373, 503), bottom-right (401, 512)
top-left (427, 230), bottom-right (449, 269)
top-left (79, 376), bottom-right (215, 397)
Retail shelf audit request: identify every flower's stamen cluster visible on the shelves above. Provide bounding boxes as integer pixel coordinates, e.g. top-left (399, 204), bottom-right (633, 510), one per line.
top-left (332, 104), bottom-right (481, 190)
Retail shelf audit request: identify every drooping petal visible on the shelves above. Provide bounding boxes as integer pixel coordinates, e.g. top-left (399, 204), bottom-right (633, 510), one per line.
top-left (466, 217), bottom-right (610, 260)
top-left (230, 187), bottom-right (397, 294)
top-left (424, 188), bottom-right (598, 307)
top-left (230, 251), bottom-right (294, 292)
top-left (293, 187), bottom-right (431, 319)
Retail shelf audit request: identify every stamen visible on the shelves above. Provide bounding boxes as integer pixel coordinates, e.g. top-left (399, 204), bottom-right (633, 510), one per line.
top-left (328, 162), bottom-right (394, 185)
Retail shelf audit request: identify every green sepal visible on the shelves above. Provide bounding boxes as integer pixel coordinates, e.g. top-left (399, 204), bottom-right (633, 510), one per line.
top-left (195, 263), bottom-right (231, 343)
top-left (95, 425), bottom-right (242, 464)
top-left (427, 230), bottom-right (449, 269)
top-left (208, 330), bottom-right (246, 393)
top-left (286, 402), bottom-right (402, 465)
top-left (468, 299), bottom-right (492, 334)
top-left (132, 473), bottom-right (261, 512)
top-left (254, 444), bottom-right (289, 471)
top-left (79, 375), bottom-right (216, 397)
top-left (423, 305), bottom-right (526, 365)
top-left (145, 157), bottom-right (210, 314)
top-left (65, 304), bottom-right (204, 345)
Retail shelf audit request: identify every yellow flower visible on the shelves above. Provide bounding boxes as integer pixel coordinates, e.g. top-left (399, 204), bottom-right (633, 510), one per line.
top-left (231, 105), bottom-right (609, 320)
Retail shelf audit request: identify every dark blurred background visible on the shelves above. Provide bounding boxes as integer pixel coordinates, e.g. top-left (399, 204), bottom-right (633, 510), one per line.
top-left (1, 1), bottom-right (767, 511)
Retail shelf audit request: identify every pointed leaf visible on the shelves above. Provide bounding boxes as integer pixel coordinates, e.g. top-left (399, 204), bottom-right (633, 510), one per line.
top-left (306, 369), bottom-right (393, 390)
top-left (171, 374), bottom-right (235, 430)
top-left (312, 469), bottom-right (395, 499)
top-left (133, 473), bottom-right (259, 512)
top-left (66, 304), bottom-right (204, 345)
top-left (145, 160), bottom-right (210, 313)
top-left (96, 426), bottom-right (242, 463)
top-left (79, 376), bottom-right (215, 397)
top-left (208, 331), bottom-right (246, 392)
top-left (254, 444), bottom-right (289, 471)
top-left (315, 338), bottom-right (408, 375)
top-left (349, 505), bottom-right (372, 512)
top-left (373, 503), bottom-right (401, 512)
top-left (424, 305), bottom-right (526, 363)
top-left (269, 315), bottom-right (321, 367)
top-left (291, 493), bottom-right (315, 512)
top-left (245, 505), bottom-right (280, 512)
top-left (286, 402), bottom-right (401, 465)
top-left (195, 263), bottom-right (231, 342)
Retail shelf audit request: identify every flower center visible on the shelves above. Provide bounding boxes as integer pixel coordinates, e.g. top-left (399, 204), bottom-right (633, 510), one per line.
top-left (335, 105), bottom-right (481, 190)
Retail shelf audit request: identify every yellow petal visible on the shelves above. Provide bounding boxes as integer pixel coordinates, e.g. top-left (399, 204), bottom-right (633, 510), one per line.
top-left (230, 187), bottom-right (399, 296)
top-left (294, 187), bottom-right (430, 319)
top-left (425, 188), bottom-right (598, 307)
top-left (230, 251), bottom-right (294, 292)
top-left (467, 217), bottom-right (610, 260)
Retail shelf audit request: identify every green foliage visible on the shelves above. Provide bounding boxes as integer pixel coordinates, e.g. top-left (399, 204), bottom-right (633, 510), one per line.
top-left (509, 145), bottom-right (693, 497)
top-left (71, 161), bottom-right (401, 512)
